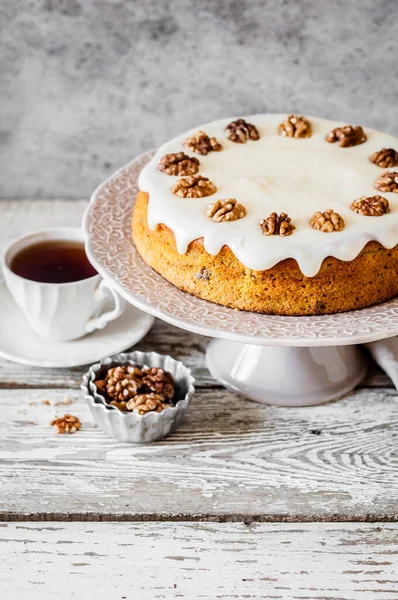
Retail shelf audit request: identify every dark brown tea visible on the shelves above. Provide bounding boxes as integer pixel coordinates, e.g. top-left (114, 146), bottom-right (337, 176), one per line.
top-left (10, 240), bottom-right (97, 283)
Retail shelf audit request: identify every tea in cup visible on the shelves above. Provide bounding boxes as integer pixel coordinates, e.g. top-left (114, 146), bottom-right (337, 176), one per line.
top-left (2, 227), bottom-right (125, 342)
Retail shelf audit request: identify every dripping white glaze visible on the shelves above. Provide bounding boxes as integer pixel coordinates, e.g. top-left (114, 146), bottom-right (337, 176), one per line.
top-left (138, 114), bottom-right (398, 277)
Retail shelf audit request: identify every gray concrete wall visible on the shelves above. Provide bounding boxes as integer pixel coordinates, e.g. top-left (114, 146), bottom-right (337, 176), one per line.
top-left (1, 0), bottom-right (397, 198)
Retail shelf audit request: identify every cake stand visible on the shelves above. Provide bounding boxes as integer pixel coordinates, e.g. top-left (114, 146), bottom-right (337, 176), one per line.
top-left (82, 151), bottom-right (398, 406)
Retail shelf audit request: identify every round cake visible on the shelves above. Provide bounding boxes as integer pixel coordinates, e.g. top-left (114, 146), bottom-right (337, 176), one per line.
top-left (132, 114), bottom-right (398, 315)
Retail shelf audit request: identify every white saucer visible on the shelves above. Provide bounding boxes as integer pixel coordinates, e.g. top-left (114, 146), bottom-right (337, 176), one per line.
top-left (0, 279), bottom-right (155, 368)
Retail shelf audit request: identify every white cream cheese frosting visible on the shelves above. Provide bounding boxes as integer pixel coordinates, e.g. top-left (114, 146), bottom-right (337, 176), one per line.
top-left (138, 114), bottom-right (398, 277)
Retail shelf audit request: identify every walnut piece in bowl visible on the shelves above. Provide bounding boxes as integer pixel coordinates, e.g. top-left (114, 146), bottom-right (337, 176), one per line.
top-left (94, 363), bottom-right (175, 412)
top-left (82, 351), bottom-right (195, 443)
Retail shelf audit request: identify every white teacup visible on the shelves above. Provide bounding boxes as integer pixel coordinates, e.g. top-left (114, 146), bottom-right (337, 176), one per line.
top-left (1, 227), bottom-right (125, 342)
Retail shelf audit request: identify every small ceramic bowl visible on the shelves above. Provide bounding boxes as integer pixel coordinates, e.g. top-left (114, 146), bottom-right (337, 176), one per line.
top-left (81, 350), bottom-right (195, 443)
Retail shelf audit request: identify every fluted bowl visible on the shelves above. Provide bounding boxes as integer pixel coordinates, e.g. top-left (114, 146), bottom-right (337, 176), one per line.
top-left (81, 350), bottom-right (195, 443)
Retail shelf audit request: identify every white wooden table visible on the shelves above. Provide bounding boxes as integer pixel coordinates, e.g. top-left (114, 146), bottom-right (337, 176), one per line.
top-left (1, 200), bottom-right (398, 599)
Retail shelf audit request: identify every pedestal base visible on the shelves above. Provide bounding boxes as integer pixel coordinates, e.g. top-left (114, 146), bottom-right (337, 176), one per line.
top-left (206, 340), bottom-right (367, 406)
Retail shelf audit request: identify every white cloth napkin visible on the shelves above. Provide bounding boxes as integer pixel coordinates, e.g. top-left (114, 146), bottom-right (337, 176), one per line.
top-left (365, 338), bottom-right (398, 389)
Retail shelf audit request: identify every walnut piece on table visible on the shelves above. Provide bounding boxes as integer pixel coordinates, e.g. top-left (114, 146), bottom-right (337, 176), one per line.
top-left (50, 414), bottom-right (81, 434)
top-left (41, 393), bottom-right (73, 406)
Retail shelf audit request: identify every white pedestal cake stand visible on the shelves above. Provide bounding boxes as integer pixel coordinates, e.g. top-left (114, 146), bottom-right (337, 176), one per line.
top-left (82, 151), bottom-right (398, 406)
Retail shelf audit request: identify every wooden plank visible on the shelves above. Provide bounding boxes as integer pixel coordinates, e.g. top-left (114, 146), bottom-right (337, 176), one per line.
top-left (1, 198), bottom-right (397, 526)
top-left (1, 522), bottom-right (397, 599)
top-left (1, 386), bottom-right (397, 521)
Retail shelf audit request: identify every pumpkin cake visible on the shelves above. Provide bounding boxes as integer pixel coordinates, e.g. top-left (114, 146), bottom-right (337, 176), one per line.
top-left (132, 114), bottom-right (398, 315)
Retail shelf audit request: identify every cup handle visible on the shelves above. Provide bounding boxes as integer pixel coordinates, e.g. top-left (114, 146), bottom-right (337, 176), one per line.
top-left (85, 280), bottom-right (126, 334)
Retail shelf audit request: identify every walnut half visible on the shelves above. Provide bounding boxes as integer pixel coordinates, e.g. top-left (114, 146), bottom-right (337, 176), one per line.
top-left (172, 174), bottom-right (217, 198)
top-left (205, 198), bottom-right (247, 223)
top-left (259, 212), bottom-right (295, 236)
top-left (369, 148), bottom-right (398, 168)
top-left (374, 171), bottom-right (398, 193)
top-left (50, 414), bottom-right (81, 434)
top-left (157, 152), bottom-right (200, 176)
top-left (310, 209), bottom-right (345, 232)
top-left (278, 115), bottom-right (312, 139)
top-left (96, 365), bottom-right (143, 405)
top-left (325, 125), bottom-right (367, 148)
top-left (225, 119), bottom-right (259, 143)
top-left (142, 367), bottom-right (174, 400)
top-left (351, 196), bottom-right (390, 216)
top-left (126, 393), bottom-right (167, 415)
top-left (184, 130), bottom-right (222, 155)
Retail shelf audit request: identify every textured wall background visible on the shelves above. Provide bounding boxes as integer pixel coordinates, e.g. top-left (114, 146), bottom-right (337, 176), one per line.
top-left (1, 0), bottom-right (397, 198)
